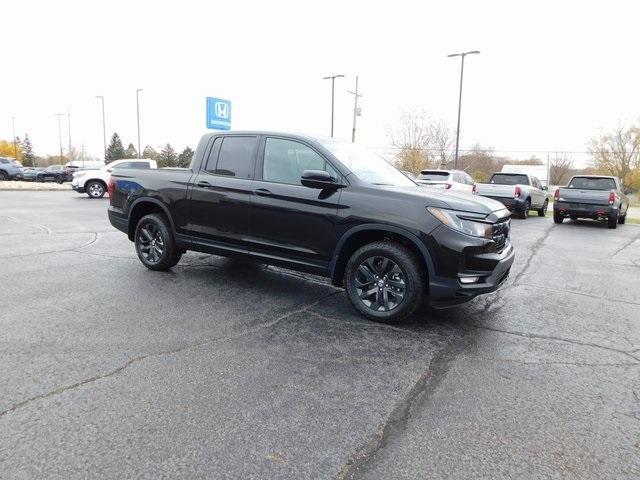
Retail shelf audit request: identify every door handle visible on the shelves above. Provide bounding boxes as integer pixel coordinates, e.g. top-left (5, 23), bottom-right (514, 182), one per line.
top-left (197, 180), bottom-right (211, 188)
top-left (254, 188), bottom-right (272, 197)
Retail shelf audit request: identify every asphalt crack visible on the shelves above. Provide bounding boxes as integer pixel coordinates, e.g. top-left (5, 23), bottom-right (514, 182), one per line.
top-left (336, 332), bottom-right (470, 480)
top-left (607, 231), bottom-right (640, 259)
top-left (511, 223), bottom-right (554, 285)
top-left (473, 324), bottom-right (640, 362)
top-left (0, 291), bottom-right (339, 419)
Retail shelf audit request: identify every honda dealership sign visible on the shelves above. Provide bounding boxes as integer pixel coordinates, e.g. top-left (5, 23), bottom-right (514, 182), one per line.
top-left (206, 97), bottom-right (232, 130)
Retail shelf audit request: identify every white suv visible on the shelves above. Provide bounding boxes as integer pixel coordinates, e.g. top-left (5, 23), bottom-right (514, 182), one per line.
top-left (415, 169), bottom-right (475, 193)
top-left (72, 159), bottom-right (157, 198)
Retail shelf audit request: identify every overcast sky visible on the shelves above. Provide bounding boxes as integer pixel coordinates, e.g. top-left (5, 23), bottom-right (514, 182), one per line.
top-left (2, 0), bottom-right (639, 165)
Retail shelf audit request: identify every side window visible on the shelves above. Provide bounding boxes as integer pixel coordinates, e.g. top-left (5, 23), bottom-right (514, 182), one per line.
top-left (465, 173), bottom-right (474, 185)
top-left (213, 136), bottom-right (258, 178)
top-left (0, 159), bottom-right (8, 164)
top-left (204, 137), bottom-right (222, 172)
top-left (129, 162), bottom-right (150, 169)
top-left (116, 162), bottom-right (133, 169)
top-left (263, 137), bottom-right (337, 185)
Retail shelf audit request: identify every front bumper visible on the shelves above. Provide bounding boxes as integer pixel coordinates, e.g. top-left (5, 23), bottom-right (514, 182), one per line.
top-left (554, 202), bottom-right (617, 219)
top-left (424, 222), bottom-right (515, 308)
top-left (483, 196), bottom-right (526, 212)
top-left (71, 182), bottom-right (86, 193)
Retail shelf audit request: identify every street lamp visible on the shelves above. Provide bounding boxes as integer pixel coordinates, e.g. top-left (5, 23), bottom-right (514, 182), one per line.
top-left (54, 113), bottom-right (65, 161)
top-left (322, 74), bottom-right (344, 137)
top-left (347, 76), bottom-right (362, 143)
top-left (447, 50), bottom-right (480, 169)
top-left (10, 116), bottom-right (18, 161)
top-left (95, 96), bottom-right (106, 161)
top-left (136, 89), bottom-right (143, 158)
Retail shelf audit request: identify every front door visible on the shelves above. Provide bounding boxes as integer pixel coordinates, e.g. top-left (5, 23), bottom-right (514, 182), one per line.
top-left (187, 135), bottom-right (258, 252)
top-left (247, 136), bottom-right (342, 272)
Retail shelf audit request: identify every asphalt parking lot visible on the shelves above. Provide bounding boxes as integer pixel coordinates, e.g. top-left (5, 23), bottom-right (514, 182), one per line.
top-left (1, 191), bottom-right (639, 479)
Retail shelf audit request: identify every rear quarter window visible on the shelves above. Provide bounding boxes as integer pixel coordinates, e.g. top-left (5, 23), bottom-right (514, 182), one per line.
top-left (418, 171), bottom-right (450, 181)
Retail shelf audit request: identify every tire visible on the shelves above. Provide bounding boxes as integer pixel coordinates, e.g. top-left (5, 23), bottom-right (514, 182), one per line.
top-left (57, 177), bottom-right (63, 184)
top-left (553, 212), bottom-right (564, 224)
top-left (618, 212), bottom-right (626, 224)
top-left (134, 214), bottom-right (182, 270)
top-left (36, 176), bottom-right (43, 183)
top-left (537, 199), bottom-right (548, 217)
top-left (0, 171), bottom-right (7, 181)
top-left (519, 199), bottom-right (531, 219)
top-left (344, 241), bottom-right (425, 323)
top-left (607, 213), bottom-right (618, 229)
top-left (86, 181), bottom-right (106, 198)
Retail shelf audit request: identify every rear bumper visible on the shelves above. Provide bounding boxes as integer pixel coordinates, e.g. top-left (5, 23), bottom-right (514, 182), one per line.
top-left (554, 202), bottom-right (618, 218)
top-left (483, 196), bottom-right (526, 212)
top-left (108, 207), bottom-right (129, 235)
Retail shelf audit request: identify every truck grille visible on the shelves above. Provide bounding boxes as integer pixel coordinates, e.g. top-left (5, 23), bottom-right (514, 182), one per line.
top-left (491, 218), bottom-right (510, 252)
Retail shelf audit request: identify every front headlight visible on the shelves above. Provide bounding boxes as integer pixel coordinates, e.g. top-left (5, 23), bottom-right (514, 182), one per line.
top-left (427, 207), bottom-right (493, 239)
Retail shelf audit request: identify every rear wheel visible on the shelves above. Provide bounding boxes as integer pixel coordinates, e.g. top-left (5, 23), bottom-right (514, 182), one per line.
top-left (519, 199), bottom-right (531, 219)
top-left (86, 181), bottom-right (106, 198)
top-left (537, 199), bottom-right (548, 217)
top-left (0, 171), bottom-right (7, 181)
top-left (553, 212), bottom-right (564, 224)
top-left (618, 213), bottom-right (626, 224)
top-left (607, 213), bottom-right (618, 229)
top-left (344, 241), bottom-right (425, 324)
top-left (134, 214), bottom-right (181, 270)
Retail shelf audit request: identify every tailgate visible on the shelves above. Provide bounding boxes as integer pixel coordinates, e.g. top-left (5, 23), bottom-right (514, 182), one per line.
top-left (557, 188), bottom-right (610, 206)
top-left (476, 183), bottom-right (515, 198)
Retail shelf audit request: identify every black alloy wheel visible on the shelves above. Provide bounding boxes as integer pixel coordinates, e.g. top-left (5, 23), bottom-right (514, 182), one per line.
top-left (134, 213), bottom-right (181, 270)
top-left (354, 256), bottom-right (406, 312)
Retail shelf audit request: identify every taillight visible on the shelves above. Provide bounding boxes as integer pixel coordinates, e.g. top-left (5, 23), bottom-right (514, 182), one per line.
top-left (554, 189), bottom-right (560, 201)
top-left (608, 191), bottom-right (615, 205)
top-left (107, 177), bottom-right (116, 199)
top-left (472, 182), bottom-right (477, 194)
top-left (445, 183), bottom-right (452, 189)
top-left (514, 186), bottom-right (521, 198)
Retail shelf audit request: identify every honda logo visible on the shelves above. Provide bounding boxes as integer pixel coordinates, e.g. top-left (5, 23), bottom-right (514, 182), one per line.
top-left (215, 102), bottom-right (229, 119)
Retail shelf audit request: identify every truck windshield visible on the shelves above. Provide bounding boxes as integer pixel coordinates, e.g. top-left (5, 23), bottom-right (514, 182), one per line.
top-left (321, 141), bottom-right (415, 187)
top-left (490, 173), bottom-right (529, 185)
top-left (417, 171), bottom-right (450, 181)
top-left (568, 177), bottom-right (616, 190)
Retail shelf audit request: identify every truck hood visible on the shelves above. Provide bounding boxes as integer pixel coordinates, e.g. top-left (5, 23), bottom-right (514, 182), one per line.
top-left (381, 185), bottom-right (509, 216)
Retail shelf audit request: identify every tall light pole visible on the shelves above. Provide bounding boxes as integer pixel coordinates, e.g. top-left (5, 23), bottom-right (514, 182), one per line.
top-left (95, 95), bottom-right (107, 161)
top-left (347, 76), bottom-right (362, 143)
top-left (55, 113), bottom-right (65, 161)
top-left (448, 50), bottom-right (480, 169)
top-left (10, 116), bottom-right (18, 160)
top-left (323, 74), bottom-right (344, 137)
top-left (136, 89), bottom-right (143, 158)
top-left (67, 107), bottom-right (72, 156)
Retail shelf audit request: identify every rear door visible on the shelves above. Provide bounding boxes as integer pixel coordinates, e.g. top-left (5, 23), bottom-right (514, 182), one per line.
top-left (186, 135), bottom-right (258, 252)
top-left (247, 136), bottom-right (342, 272)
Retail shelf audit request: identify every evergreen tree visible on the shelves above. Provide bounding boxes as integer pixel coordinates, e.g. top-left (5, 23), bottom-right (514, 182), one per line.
top-left (158, 143), bottom-right (177, 167)
top-left (21, 134), bottom-right (36, 167)
top-left (125, 143), bottom-right (138, 158)
top-left (142, 145), bottom-right (159, 160)
top-left (176, 146), bottom-right (194, 168)
top-left (105, 133), bottom-right (126, 164)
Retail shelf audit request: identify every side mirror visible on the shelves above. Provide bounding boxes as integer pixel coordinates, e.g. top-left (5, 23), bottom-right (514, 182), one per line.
top-left (301, 170), bottom-right (341, 189)
top-left (542, 185), bottom-right (548, 191)
top-left (107, 168), bottom-right (113, 173)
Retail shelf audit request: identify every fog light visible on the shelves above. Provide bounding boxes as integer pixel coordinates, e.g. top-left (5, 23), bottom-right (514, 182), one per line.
top-left (459, 276), bottom-right (480, 284)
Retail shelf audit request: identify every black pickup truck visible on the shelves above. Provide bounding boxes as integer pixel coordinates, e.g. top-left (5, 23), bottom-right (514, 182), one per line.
top-left (553, 175), bottom-right (630, 228)
top-left (108, 131), bottom-right (514, 323)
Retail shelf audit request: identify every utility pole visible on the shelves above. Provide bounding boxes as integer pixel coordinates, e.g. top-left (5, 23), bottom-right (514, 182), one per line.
top-left (55, 113), bottom-right (65, 162)
top-left (10, 116), bottom-right (18, 160)
top-left (347, 76), bottom-right (362, 143)
top-left (81, 144), bottom-right (86, 168)
top-left (322, 74), bottom-right (344, 137)
top-left (95, 95), bottom-right (107, 161)
top-left (136, 89), bottom-right (143, 158)
top-left (447, 50), bottom-right (480, 169)
top-left (67, 107), bottom-right (72, 156)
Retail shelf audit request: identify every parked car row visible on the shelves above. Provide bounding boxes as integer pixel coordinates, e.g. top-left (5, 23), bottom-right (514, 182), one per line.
top-left (71, 159), bottom-right (157, 198)
top-left (0, 157), bottom-right (24, 180)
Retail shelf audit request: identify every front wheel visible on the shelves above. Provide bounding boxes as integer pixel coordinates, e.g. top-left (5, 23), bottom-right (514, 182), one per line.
top-left (0, 171), bottom-right (7, 181)
top-left (537, 199), bottom-right (548, 217)
top-left (344, 241), bottom-right (425, 323)
top-left (86, 181), bottom-right (106, 198)
top-left (134, 214), bottom-right (182, 270)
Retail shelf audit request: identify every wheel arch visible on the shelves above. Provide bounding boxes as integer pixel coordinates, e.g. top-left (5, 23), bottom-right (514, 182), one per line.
top-left (127, 198), bottom-right (176, 241)
top-left (330, 224), bottom-right (434, 287)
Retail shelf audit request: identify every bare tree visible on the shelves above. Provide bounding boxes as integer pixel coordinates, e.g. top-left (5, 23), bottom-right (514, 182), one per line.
top-left (588, 125), bottom-right (640, 191)
top-left (386, 109), bottom-right (455, 174)
top-left (549, 153), bottom-right (573, 186)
